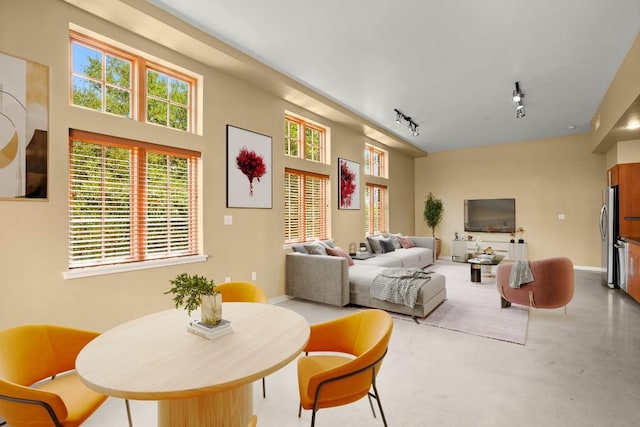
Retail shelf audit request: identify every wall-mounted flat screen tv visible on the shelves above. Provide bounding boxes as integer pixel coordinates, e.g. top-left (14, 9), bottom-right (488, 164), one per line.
top-left (464, 198), bottom-right (516, 233)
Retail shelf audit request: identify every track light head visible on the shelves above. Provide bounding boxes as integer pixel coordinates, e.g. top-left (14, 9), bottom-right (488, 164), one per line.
top-left (512, 82), bottom-right (523, 102)
top-left (394, 109), bottom-right (403, 124)
top-left (512, 82), bottom-right (526, 119)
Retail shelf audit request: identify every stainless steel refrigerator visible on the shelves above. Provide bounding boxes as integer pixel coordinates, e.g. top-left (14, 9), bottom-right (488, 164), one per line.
top-left (600, 185), bottom-right (619, 288)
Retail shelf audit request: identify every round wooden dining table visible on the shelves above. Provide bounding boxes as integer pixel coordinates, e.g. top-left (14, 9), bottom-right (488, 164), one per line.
top-left (76, 302), bottom-right (310, 426)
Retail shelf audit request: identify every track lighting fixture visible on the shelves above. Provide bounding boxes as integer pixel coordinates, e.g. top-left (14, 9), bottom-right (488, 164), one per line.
top-left (512, 82), bottom-right (525, 118)
top-left (393, 108), bottom-right (420, 137)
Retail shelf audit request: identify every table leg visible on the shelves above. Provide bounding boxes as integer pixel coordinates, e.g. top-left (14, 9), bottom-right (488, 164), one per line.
top-left (470, 264), bottom-right (481, 283)
top-left (158, 383), bottom-right (252, 427)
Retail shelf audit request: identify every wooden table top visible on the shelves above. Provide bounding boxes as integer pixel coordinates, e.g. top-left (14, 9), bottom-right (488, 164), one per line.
top-left (76, 303), bottom-right (309, 400)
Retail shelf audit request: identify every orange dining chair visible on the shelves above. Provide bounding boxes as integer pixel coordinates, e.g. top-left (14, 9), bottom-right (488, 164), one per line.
top-left (297, 309), bottom-right (393, 427)
top-left (215, 281), bottom-right (269, 398)
top-left (0, 324), bottom-right (132, 427)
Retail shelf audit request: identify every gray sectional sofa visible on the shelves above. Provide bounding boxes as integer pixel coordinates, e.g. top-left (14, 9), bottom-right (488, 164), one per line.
top-left (285, 235), bottom-right (447, 317)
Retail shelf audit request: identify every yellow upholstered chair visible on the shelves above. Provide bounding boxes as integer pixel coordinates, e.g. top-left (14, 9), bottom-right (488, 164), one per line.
top-left (215, 281), bottom-right (268, 304)
top-left (297, 309), bottom-right (393, 427)
top-left (247, 414), bottom-right (258, 427)
top-left (215, 281), bottom-right (269, 397)
top-left (0, 324), bottom-right (132, 427)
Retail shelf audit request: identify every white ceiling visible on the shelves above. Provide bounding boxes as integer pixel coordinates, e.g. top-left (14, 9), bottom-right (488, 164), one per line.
top-left (147, 0), bottom-right (640, 152)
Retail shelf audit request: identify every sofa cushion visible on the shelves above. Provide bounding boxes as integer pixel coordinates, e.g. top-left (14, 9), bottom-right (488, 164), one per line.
top-left (326, 246), bottom-right (354, 266)
top-left (380, 238), bottom-right (395, 253)
top-left (388, 233), bottom-right (403, 249)
top-left (315, 239), bottom-right (334, 248)
top-left (359, 255), bottom-right (403, 267)
top-left (367, 236), bottom-right (385, 254)
top-left (304, 244), bottom-right (327, 255)
top-left (399, 236), bottom-right (416, 248)
top-left (292, 245), bottom-right (307, 253)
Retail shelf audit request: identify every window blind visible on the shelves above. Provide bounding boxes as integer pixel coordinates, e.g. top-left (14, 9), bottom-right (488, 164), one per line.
top-left (284, 168), bottom-right (328, 243)
top-left (68, 129), bottom-right (200, 268)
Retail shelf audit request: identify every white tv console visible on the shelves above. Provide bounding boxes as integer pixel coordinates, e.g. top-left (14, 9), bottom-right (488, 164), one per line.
top-left (451, 240), bottom-right (528, 261)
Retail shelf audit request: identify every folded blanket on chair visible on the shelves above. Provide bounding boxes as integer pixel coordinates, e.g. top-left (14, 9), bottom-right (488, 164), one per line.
top-left (370, 268), bottom-right (432, 308)
top-left (509, 260), bottom-right (534, 288)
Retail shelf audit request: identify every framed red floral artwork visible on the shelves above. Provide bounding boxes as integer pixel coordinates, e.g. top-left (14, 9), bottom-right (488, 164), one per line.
top-left (226, 125), bottom-right (272, 208)
top-left (338, 158), bottom-right (359, 210)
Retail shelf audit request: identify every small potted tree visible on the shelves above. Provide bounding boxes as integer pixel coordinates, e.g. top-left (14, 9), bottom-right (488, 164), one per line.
top-left (424, 192), bottom-right (444, 259)
top-left (165, 273), bottom-right (222, 325)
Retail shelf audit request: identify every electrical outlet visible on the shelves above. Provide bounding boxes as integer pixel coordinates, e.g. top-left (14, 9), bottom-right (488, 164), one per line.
top-left (224, 276), bottom-right (231, 282)
top-left (251, 272), bottom-right (257, 281)
top-left (558, 214), bottom-right (566, 220)
top-left (224, 215), bottom-right (233, 225)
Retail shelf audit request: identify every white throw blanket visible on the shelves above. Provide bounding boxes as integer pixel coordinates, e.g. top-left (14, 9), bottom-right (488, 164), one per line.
top-left (509, 260), bottom-right (534, 288)
top-left (370, 268), bottom-right (433, 308)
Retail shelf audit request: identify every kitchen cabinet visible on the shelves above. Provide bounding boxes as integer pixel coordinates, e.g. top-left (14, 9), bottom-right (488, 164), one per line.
top-left (628, 242), bottom-right (640, 303)
top-left (608, 165), bottom-right (619, 186)
top-left (618, 163), bottom-right (640, 237)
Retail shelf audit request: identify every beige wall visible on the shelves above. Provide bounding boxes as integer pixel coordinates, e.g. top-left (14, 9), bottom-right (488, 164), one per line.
top-left (592, 32), bottom-right (640, 152)
top-left (414, 134), bottom-right (605, 267)
top-left (0, 0), bottom-right (415, 330)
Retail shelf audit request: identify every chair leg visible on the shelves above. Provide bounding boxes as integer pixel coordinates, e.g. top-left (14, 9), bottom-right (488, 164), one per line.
top-left (367, 393), bottom-right (377, 418)
top-left (311, 408), bottom-right (317, 427)
top-left (125, 399), bottom-right (133, 427)
top-left (262, 377), bottom-right (266, 398)
top-left (298, 402), bottom-right (302, 418)
top-left (370, 383), bottom-right (388, 427)
top-left (500, 297), bottom-right (511, 308)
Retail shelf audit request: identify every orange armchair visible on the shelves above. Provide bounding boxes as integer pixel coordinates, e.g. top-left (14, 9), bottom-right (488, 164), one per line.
top-left (215, 281), bottom-right (269, 398)
top-left (0, 324), bottom-right (130, 427)
top-left (215, 281), bottom-right (268, 304)
top-left (496, 257), bottom-right (575, 310)
top-left (297, 309), bottom-right (393, 427)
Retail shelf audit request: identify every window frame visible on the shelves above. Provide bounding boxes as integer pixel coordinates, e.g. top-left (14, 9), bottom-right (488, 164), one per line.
top-left (284, 168), bottom-right (329, 244)
top-left (70, 31), bottom-right (196, 133)
top-left (365, 182), bottom-right (388, 235)
top-left (66, 129), bottom-right (202, 277)
top-left (284, 115), bottom-right (326, 163)
top-left (364, 144), bottom-right (387, 178)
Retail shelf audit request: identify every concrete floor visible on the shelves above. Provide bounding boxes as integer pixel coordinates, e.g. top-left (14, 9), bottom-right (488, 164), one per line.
top-left (84, 261), bottom-right (640, 426)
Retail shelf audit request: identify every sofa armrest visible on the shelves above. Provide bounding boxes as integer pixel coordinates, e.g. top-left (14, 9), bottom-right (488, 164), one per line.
top-left (409, 236), bottom-right (434, 250)
top-left (408, 236), bottom-right (435, 265)
top-left (285, 253), bottom-right (350, 306)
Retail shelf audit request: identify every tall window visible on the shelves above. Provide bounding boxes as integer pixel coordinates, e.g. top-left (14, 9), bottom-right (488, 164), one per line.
top-left (68, 130), bottom-right (200, 269)
top-left (365, 183), bottom-right (388, 235)
top-left (284, 169), bottom-right (328, 243)
top-left (364, 144), bottom-right (387, 178)
top-left (284, 115), bottom-right (325, 163)
top-left (70, 32), bottom-right (194, 132)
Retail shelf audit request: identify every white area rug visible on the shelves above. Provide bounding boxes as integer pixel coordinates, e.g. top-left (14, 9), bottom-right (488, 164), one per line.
top-left (415, 261), bottom-right (529, 345)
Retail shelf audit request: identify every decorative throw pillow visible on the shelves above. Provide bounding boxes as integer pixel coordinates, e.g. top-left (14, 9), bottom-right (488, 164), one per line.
top-left (304, 244), bottom-right (327, 255)
top-left (380, 238), bottom-right (395, 253)
top-left (315, 239), bottom-right (334, 249)
top-left (389, 233), bottom-right (403, 249)
top-left (398, 236), bottom-right (416, 249)
top-left (292, 245), bottom-right (307, 253)
top-left (367, 236), bottom-right (384, 254)
top-left (326, 246), bottom-right (354, 266)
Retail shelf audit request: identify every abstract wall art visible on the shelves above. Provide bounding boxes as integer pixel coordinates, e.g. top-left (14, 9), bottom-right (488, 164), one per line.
top-left (226, 125), bottom-right (272, 208)
top-left (338, 157), bottom-right (359, 210)
top-left (0, 52), bottom-right (49, 200)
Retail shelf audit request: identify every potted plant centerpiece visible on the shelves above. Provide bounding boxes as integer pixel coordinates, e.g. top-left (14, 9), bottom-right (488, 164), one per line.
top-left (165, 273), bottom-right (222, 326)
top-left (424, 192), bottom-right (444, 259)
